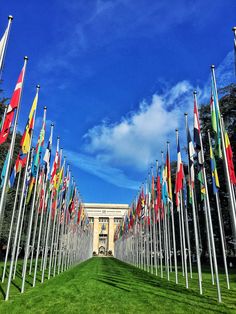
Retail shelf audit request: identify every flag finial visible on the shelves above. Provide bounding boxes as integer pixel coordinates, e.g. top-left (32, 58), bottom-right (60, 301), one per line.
top-left (8, 15), bottom-right (13, 20)
top-left (232, 26), bottom-right (236, 31)
top-left (36, 84), bottom-right (40, 89)
top-left (184, 112), bottom-right (188, 116)
top-left (193, 90), bottom-right (197, 95)
top-left (24, 56), bottom-right (28, 61)
top-left (211, 64), bottom-right (215, 69)
top-left (44, 106), bottom-right (47, 109)
top-left (51, 123), bottom-right (54, 126)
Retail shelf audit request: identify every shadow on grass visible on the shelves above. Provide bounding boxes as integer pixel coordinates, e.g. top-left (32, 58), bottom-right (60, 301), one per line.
top-left (95, 258), bottom-right (235, 313)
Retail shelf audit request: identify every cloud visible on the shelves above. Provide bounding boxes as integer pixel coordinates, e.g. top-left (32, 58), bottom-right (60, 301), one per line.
top-left (84, 80), bottom-right (194, 171)
top-left (63, 148), bottom-right (139, 190)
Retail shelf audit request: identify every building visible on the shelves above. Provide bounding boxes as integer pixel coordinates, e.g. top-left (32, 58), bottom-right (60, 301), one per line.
top-left (84, 203), bottom-right (129, 255)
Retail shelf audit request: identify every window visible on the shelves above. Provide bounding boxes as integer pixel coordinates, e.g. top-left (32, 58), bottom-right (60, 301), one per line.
top-left (89, 217), bottom-right (94, 223)
top-left (114, 218), bottom-right (122, 224)
top-left (99, 217), bottom-right (109, 223)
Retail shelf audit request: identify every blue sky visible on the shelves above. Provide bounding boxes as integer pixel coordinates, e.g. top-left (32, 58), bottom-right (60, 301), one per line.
top-left (0, 0), bottom-right (235, 204)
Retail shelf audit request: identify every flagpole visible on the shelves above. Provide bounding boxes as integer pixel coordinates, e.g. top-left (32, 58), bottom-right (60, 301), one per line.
top-left (184, 113), bottom-right (203, 295)
top-left (167, 141), bottom-right (178, 284)
top-left (21, 149), bottom-right (40, 292)
top-left (41, 136), bottom-right (60, 282)
top-left (162, 150), bottom-right (169, 280)
top-left (211, 65), bottom-right (236, 242)
top-left (33, 123), bottom-right (54, 286)
top-left (0, 56), bottom-right (28, 224)
top-left (0, 15), bottom-right (13, 78)
top-left (157, 161), bottom-right (163, 278)
top-left (207, 130), bottom-right (230, 289)
top-left (182, 173), bottom-right (192, 278)
top-left (5, 118), bottom-right (35, 299)
top-left (1, 168), bottom-right (21, 283)
top-left (32, 171), bottom-right (46, 287)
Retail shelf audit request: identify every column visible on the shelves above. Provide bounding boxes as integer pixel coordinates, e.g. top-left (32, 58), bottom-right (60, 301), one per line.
top-left (93, 217), bottom-right (99, 254)
top-left (108, 217), bottom-right (114, 254)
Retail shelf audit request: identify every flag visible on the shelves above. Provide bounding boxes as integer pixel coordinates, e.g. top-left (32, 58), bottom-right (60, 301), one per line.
top-left (0, 151), bottom-right (9, 188)
top-left (9, 91), bottom-right (38, 186)
top-left (166, 147), bottom-right (173, 201)
top-left (157, 167), bottom-right (162, 211)
top-left (187, 126), bottom-right (195, 188)
top-left (224, 130), bottom-right (236, 185)
top-left (193, 94), bottom-right (203, 165)
top-left (175, 136), bottom-right (184, 207)
top-left (209, 135), bottom-right (220, 194)
top-left (50, 139), bottom-right (59, 189)
top-left (197, 169), bottom-right (206, 200)
top-left (32, 108), bottom-right (46, 176)
top-left (210, 69), bottom-right (222, 158)
top-left (43, 127), bottom-right (53, 178)
top-left (0, 17), bottom-right (12, 72)
top-left (0, 63), bottom-right (26, 144)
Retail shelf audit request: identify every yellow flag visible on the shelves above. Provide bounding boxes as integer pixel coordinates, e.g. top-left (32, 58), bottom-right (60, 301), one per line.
top-left (21, 92), bottom-right (38, 154)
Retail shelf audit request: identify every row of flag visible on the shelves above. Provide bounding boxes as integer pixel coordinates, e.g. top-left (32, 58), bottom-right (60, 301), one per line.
top-left (114, 34), bottom-right (236, 303)
top-left (0, 16), bottom-right (93, 300)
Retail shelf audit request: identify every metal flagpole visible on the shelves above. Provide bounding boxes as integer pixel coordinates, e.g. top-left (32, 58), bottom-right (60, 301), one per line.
top-left (21, 153), bottom-right (40, 292)
top-left (193, 91), bottom-right (221, 302)
top-left (178, 206), bottom-right (184, 276)
top-left (182, 178), bottom-right (192, 278)
top-left (203, 197), bottom-right (215, 285)
top-left (5, 100), bottom-right (37, 300)
top-left (29, 208), bottom-right (39, 274)
top-left (167, 141), bottom-right (178, 284)
top-left (0, 15), bottom-right (13, 78)
top-left (162, 151), bottom-right (169, 281)
top-left (180, 190), bottom-right (188, 288)
top-left (1, 168), bottom-right (21, 283)
top-left (184, 113), bottom-right (202, 295)
top-left (33, 172), bottom-right (47, 287)
top-left (211, 66), bottom-right (236, 241)
top-left (13, 175), bottom-right (30, 280)
top-left (207, 130), bottom-right (230, 289)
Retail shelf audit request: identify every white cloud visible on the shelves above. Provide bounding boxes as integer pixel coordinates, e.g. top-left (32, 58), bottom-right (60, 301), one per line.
top-left (84, 80), bottom-right (194, 171)
top-left (64, 149), bottom-right (139, 190)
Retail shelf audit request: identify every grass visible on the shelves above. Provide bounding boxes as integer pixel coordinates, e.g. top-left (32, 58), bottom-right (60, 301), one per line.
top-left (0, 257), bottom-right (235, 313)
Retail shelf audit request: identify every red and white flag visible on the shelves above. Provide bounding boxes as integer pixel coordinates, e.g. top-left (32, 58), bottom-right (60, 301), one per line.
top-left (0, 63), bottom-right (26, 144)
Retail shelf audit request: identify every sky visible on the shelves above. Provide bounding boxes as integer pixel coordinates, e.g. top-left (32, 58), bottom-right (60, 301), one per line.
top-left (0, 0), bottom-right (235, 204)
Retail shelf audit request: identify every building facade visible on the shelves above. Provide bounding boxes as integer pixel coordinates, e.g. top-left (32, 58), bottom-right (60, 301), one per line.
top-left (84, 203), bottom-right (129, 255)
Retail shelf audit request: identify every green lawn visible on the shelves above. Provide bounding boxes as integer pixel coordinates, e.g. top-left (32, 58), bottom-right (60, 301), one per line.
top-left (0, 257), bottom-right (235, 313)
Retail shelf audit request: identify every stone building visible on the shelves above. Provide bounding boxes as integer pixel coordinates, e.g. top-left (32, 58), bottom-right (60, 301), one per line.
top-left (84, 203), bottom-right (129, 255)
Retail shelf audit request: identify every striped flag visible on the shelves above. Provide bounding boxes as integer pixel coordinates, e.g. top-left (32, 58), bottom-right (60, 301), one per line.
top-left (175, 136), bottom-right (184, 207)
top-left (0, 63), bottom-right (26, 144)
top-left (209, 135), bottom-right (220, 194)
top-left (224, 130), bottom-right (236, 185)
top-left (187, 126), bottom-right (195, 188)
top-left (43, 127), bottom-right (53, 179)
top-left (193, 94), bottom-right (203, 165)
top-left (9, 90), bottom-right (38, 187)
